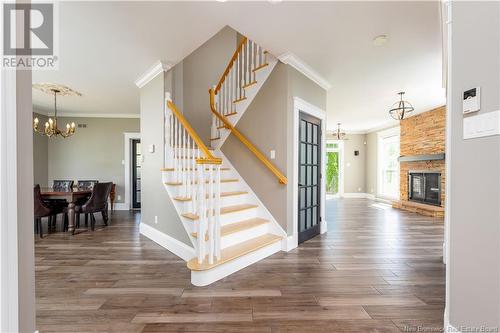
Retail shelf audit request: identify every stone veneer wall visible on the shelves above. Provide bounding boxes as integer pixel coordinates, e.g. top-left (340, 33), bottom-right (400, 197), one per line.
top-left (399, 106), bottom-right (446, 207)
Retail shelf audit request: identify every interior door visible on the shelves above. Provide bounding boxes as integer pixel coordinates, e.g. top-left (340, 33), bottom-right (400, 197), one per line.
top-left (132, 139), bottom-right (141, 209)
top-left (298, 112), bottom-right (321, 243)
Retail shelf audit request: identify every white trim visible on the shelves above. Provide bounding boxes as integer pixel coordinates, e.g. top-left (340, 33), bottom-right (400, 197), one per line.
top-left (139, 222), bottom-right (195, 262)
top-left (124, 132), bottom-right (141, 210)
top-left (444, 0), bottom-right (452, 327)
top-left (33, 109), bottom-right (140, 119)
top-left (113, 203), bottom-right (129, 211)
top-left (0, 66), bottom-right (19, 333)
top-left (292, 97), bottom-right (327, 251)
top-left (279, 52), bottom-right (332, 90)
top-left (135, 60), bottom-right (173, 88)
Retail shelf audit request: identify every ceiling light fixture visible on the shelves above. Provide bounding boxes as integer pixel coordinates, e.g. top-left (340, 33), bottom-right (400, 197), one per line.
top-left (373, 34), bottom-right (388, 46)
top-left (33, 83), bottom-right (81, 138)
top-left (389, 91), bottom-right (414, 120)
top-left (333, 123), bottom-right (346, 140)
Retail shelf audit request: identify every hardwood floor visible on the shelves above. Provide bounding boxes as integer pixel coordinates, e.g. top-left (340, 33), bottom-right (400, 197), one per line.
top-left (35, 198), bottom-right (445, 332)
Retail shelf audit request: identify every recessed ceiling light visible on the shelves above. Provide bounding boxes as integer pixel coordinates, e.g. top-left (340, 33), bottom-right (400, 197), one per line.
top-left (269, 0), bottom-right (283, 3)
top-left (373, 34), bottom-right (388, 46)
top-left (216, 0), bottom-right (227, 2)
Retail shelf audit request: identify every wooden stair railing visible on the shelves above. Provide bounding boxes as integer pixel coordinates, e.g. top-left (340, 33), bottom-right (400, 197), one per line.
top-left (164, 93), bottom-right (222, 265)
top-left (209, 89), bottom-right (288, 185)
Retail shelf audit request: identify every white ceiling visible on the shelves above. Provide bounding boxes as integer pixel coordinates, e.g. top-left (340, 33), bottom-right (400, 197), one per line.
top-left (33, 1), bottom-right (445, 132)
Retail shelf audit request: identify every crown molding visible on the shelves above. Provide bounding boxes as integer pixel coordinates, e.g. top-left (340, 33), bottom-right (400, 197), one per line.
top-left (278, 52), bottom-right (332, 91)
top-left (135, 60), bottom-right (173, 88)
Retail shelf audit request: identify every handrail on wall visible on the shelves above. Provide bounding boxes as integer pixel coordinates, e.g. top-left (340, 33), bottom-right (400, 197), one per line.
top-left (209, 88), bottom-right (288, 184)
top-left (167, 100), bottom-right (222, 165)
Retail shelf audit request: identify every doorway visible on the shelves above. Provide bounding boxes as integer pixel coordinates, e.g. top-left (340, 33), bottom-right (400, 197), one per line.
top-left (326, 140), bottom-right (344, 197)
top-left (298, 112), bottom-right (322, 244)
top-left (131, 139), bottom-right (141, 209)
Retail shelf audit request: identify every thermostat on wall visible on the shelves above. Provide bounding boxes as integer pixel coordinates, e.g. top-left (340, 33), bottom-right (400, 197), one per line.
top-left (463, 87), bottom-right (480, 114)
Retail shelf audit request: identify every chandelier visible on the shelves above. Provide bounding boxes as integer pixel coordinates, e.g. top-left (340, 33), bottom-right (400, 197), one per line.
top-left (389, 91), bottom-right (414, 120)
top-left (33, 83), bottom-right (81, 138)
top-left (333, 123), bottom-right (346, 140)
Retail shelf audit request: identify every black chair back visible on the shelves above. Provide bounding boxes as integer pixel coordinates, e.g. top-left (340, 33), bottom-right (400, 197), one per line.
top-left (82, 182), bottom-right (113, 213)
top-left (34, 185), bottom-right (52, 218)
top-left (53, 180), bottom-right (74, 192)
top-left (77, 180), bottom-right (99, 190)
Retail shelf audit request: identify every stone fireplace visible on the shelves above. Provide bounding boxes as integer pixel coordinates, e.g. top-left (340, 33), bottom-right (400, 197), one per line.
top-left (393, 106), bottom-right (446, 217)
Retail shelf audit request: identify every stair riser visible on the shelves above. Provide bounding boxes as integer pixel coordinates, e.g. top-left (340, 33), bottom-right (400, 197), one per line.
top-left (181, 207), bottom-right (258, 226)
top-left (190, 240), bottom-right (281, 286)
top-left (163, 169), bottom-right (232, 183)
top-left (168, 181), bottom-right (240, 197)
top-left (177, 194), bottom-right (250, 210)
top-left (220, 223), bottom-right (269, 249)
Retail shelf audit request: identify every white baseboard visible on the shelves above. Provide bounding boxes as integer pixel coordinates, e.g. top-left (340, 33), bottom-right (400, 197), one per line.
top-left (284, 235), bottom-right (297, 252)
top-left (113, 203), bottom-right (129, 211)
top-left (139, 222), bottom-right (195, 261)
top-left (342, 192), bottom-right (373, 199)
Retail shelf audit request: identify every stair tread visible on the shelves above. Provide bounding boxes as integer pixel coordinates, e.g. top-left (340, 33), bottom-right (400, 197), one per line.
top-left (181, 203), bottom-right (258, 220)
top-left (161, 167), bottom-right (230, 171)
top-left (242, 80), bottom-right (257, 89)
top-left (192, 217), bottom-right (269, 239)
top-left (252, 63), bottom-right (269, 72)
top-left (187, 234), bottom-right (282, 271)
top-left (233, 96), bottom-right (247, 104)
top-left (165, 179), bottom-right (238, 186)
top-left (174, 191), bottom-right (248, 202)
top-left (210, 137), bottom-right (220, 141)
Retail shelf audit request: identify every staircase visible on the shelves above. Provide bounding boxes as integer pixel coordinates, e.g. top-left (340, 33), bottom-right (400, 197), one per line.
top-left (161, 35), bottom-right (287, 285)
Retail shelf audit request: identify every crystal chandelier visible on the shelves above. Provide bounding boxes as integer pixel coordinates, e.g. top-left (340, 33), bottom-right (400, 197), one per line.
top-left (334, 123), bottom-right (346, 140)
top-left (33, 83), bottom-right (81, 138)
top-left (389, 91), bottom-right (414, 120)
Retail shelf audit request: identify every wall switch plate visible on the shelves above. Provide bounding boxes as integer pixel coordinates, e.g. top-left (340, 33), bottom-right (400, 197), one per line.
top-left (463, 87), bottom-right (480, 114)
top-left (121, 160), bottom-right (125, 165)
top-left (154, 216), bottom-right (158, 224)
top-left (270, 150), bottom-right (276, 159)
top-left (117, 195), bottom-right (121, 201)
top-left (148, 144), bottom-right (155, 153)
top-left (463, 110), bottom-right (500, 139)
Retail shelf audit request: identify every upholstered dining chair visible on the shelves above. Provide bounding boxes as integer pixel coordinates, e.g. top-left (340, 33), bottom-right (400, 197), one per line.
top-left (53, 180), bottom-right (74, 192)
top-left (77, 180), bottom-right (98, 190)
top-left (72, 182), bottom-right (113, 231)
top-left (34, 185), bottom-right (62, 238)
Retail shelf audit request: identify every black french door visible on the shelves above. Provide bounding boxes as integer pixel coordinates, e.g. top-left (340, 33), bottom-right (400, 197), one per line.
top-left (132, 139), bottom-right (141, 209)
top-left (298, 112), bottom-right (322, 244)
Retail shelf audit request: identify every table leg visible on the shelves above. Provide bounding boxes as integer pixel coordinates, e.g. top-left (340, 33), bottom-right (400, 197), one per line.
top-left (68, 202), bottom-right (76, 235)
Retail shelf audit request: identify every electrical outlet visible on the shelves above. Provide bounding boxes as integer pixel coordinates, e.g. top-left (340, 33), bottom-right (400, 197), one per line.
top-left (154, 216), bottom-right (158, 224)
top-left (358, 187), bottom-right (362, 192)
top-left (270, 150), bottom-right (276, 159)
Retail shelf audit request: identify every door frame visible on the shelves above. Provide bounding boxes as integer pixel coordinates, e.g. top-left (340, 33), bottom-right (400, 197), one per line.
top-left (291, 97), bottom-right (326, 250)
top-left (124, 132), bottom-right (141, 210)
top-left (131, 138), bottom-right (141, 209)
top-left (325, 140), bottom-right (344, 198)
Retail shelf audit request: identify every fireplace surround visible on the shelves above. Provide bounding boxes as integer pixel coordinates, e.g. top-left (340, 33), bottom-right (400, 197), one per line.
top-left (408, 171), bottom-right (441, 206)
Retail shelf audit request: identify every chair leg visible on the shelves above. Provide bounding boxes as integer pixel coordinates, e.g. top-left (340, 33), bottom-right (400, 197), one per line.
top-left (90, 213), bottom-right (96, 231)
top-left (85, 213), bottom-right (88, 227)
top-left (63, 213), bottom-right (68, 231)
top-left (38, 218), bottom-right (43, 238)
top-left (76, 213), bottom-right (81, 229)
top-left (34, 218), bottom-right (39, 234)
top-left (102, 210), bottom-right (108, 226)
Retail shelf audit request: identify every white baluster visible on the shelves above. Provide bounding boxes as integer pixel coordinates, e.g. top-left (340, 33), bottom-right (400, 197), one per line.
top-left (174, 117), bottom-right (178, 182)
top-left (215, 164), bottom-right (221, 260)
top-left (208, 166), bottom-right (214, 265)
top-left (191, 141), bottom-right (197, 214)
top-left (182, 128), bottom-right (187, 198)
top-left (246, 40), bottom-right (251, 84)
top-left (197, 166), bottom-right (206, 264)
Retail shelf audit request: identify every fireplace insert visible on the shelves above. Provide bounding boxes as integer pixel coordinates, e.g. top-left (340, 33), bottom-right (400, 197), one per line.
top-left (408, 171), bottom-right (441, 206)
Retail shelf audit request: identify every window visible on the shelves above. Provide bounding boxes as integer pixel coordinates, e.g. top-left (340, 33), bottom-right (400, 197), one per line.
top-left (377, 129), bottom-right (400, 199)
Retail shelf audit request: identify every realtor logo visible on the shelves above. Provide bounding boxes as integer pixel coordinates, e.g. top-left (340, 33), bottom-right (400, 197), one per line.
top-left (2, 2), bottom-right (58, 69)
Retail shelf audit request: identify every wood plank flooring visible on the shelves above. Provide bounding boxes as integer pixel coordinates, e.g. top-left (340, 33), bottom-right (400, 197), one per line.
top-left (35, 198), bottom-right (445, 332)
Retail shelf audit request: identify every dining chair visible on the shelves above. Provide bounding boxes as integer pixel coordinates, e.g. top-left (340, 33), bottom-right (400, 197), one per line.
top-left (34, 185), bottom-right (62, 238)
top-left (74, 182), bottom-right (113, 231)
top-left (76, 180), bottom-right (98, 226)
top-left (53, 180), bottom-right (74, 192)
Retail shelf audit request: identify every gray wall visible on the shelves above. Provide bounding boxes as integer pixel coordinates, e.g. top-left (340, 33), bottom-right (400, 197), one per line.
top-left (221, 64), bottom-right (327, 235)
top-left (172, 26), bottom-right (238, 145)
top-left (342, 134), bottom-right (367, 194)
top-left (140, 73), bottom-right (190, 245)
top-left (222, 63), bottom-right (289, 231)
top-left (46, 116), bottom-right (139, 203)
top-left (33, 113), bottom-right (48, 186)
top-left (448, 1), bottom-right (500, 329)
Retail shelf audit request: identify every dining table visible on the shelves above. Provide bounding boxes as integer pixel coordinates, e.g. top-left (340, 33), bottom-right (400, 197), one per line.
top-left (40, 187), bottom-right (91, 235)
